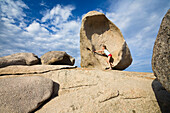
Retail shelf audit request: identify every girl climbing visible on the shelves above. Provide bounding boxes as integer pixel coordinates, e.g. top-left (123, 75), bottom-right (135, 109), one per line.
top-left (94, 45), bottom-right (113, 70)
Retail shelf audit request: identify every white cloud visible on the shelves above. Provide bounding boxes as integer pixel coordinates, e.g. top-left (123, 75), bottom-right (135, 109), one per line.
top-left (40, 1), bottom-right (48, 7)
top-left (41, 5), bottom-right (75, 24)
top-left (95, 8), bottom-right (104, 14)
top-left (25, 21), bottom-right (49, 39)
top-left (0, 0), bottom-right (28, 20)
top-left (26, 21), bottom-right (41, 33)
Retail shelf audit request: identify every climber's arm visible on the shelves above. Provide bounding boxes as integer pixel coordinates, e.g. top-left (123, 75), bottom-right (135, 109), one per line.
top-left (94, 50), bottom-right (104, 53)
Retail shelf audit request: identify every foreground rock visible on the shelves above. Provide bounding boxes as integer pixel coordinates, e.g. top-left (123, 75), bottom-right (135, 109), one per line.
top-left (152, 9), bottom-right (170, 92)
top-left (1, 65), bottom-right (169, 112)
top-left (37, 69), bottom-right (169, 113)
top-left (0, 76), bottom-right (54, 113)
top-left (41, 51), bottom-right (75, 66)
top-left (0, 53), bottom-right (39, 68)
top-left (80, 11), bottom-right (132, 70)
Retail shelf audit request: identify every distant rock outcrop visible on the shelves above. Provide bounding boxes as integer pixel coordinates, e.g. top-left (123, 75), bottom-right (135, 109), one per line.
top-left (80, 11), bottom-right (132, 70)
top-left (0, 76), bottom-right (54, 113)
top-left (152, 9), bottom-right (170, 92)
top-left (41, 51), bottom-right (75, 66)
top-left (0, 53), bottom-right (40, 68)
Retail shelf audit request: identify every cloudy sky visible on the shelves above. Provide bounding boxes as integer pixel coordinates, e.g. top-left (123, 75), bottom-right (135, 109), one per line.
top-left (0, 0), bottom-right (169, 72)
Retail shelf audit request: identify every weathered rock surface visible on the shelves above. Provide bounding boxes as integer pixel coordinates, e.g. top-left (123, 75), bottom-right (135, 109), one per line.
top-left (41, 51), bottom-right (75, 66)
top-left (1, 65), bottom-right (169, 113)
top-left (0, 65), bottom-right (77, 76)
top-left (0, 76), bottom-right (54, 113)
top-left (0, 53), bottom-right (39, 68)
top-left (80, 11), bottom-right (132, 70)
top-left (152, 9), bottom-right (170, 92)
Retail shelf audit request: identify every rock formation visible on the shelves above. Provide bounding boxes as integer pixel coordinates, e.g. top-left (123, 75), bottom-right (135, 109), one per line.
top-left (41, 51), bottom-right (75, 66)
top-left (80, 11), bottom-right (132, 70)
top-left (152, 9), bottom-right (170, 92)
top-left (0, 53), bottom-right (39, 68)
top-left (0, 76), bottom-right (54, 113)
top-left (1, 65), bottom-right (169, 112)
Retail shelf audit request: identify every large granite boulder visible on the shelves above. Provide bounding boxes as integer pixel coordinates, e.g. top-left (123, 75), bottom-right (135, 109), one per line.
top-left (0, 76), bottom-right (54, 113)
top-left (152, 9), bottom-right (170, 92)
top-left (0, 53), bottom-right (40, 68)
top-left (41, 51), bottom-right (75, 65)
top-left (80, 11), bottom-right (132, 70)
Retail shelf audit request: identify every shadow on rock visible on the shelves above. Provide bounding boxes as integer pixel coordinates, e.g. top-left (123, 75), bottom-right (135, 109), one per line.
top-left (51, 82), bottom-right (60, 98)
top-left (31, 81), bottom-right (60, 113)
top-left (84, 15), bottom-right (110, 40)
top-left (152, 79), bottom-right (170, 113)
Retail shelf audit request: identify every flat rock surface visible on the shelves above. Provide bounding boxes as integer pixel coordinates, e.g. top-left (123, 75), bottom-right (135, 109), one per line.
top-left (0, 65), bottom-right (77, 76)
top-left (0, 66), bottom-right (169, 113)
top-left (36, 69), bottom-right (160, 113)
top-left (0, 76), bottom-right (54, 113)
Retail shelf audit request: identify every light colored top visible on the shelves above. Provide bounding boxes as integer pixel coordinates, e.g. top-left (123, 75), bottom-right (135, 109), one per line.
top-left (104, 49), bottom-right (110, 56)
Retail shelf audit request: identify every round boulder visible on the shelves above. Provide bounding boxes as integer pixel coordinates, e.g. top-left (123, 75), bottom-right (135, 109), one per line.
top-left (0, 76), bottom-right (54, 113)
top-left (152, 9), bottom-right (170, 92)
top-left (41, 51), bottom-right (75, 66)
top-left (80, 11), bottom-right (132, 70)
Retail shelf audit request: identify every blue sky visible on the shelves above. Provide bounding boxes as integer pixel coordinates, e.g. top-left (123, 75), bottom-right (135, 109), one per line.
top-left (0, 0), bottom-right (169, 72)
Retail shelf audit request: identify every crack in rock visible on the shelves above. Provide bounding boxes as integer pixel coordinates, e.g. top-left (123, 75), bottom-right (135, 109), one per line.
top-left (61, 84), bottom-right (98, 90)
top-left (0, 66), bottom-right (77, 76)
top-left (98, 90), bottom-right (119, 103)
top-left (0, 69), bottom-right (59, 76)
top-left (123, 97), bottom-right (145, 99)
